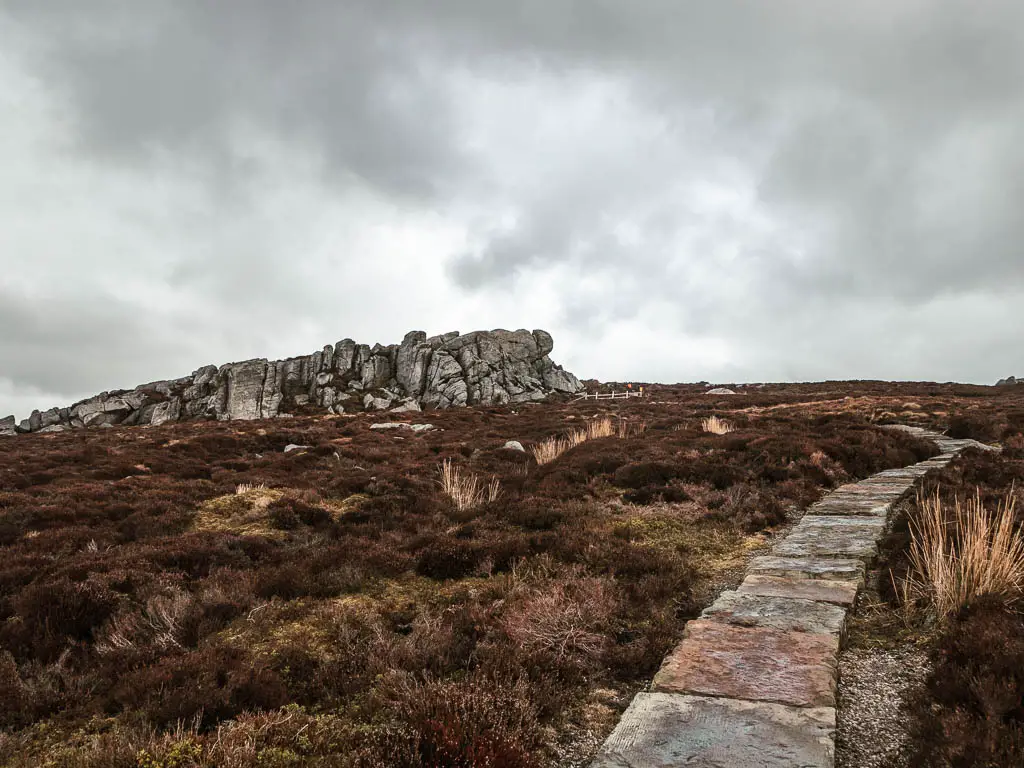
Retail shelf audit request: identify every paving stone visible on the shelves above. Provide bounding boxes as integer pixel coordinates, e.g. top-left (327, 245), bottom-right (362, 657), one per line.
top-left (857, 476), bottom-right (916, 486)
top-left (748, 555), bottom-right (865, 582)
top-left (702, 591), bottom-right (847, 634)
top-left (652, 620), bottom-right (839, 708)
top-left (774, 516), bottom-right (886, 561)
top-left (848, 485), bottom-right (911, 496)
top-left (809, 499), bottom-right (891, 517)
top-left (737, 574), bottom-right (859, 607)
top-left (590, 693), bottom-right (836, 768)
top-left (835, 483), bottom-right (904, 494)
top-left (799, 515), bottom-right (888, 529)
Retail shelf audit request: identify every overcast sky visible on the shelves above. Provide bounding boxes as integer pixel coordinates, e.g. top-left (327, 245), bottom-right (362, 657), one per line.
top-left (2, 2), bottom-right (1022, 419)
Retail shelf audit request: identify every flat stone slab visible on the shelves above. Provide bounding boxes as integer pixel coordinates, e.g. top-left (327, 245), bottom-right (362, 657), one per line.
top-left (774, 516), bottom-right (886, 561)
top-left (737, 574), bottom-right (859, 607)
top-left (825, 491), bottom-right (906, 506)
top-left (653, 620), bottom-right (839, 707)
top-left (833, 483), bottom-right (905, 495)
top-left (857, 476), bottom-right (916, 486)
top-left (799, 515), bottom-right (888, 529)
top-left (591, 693), bottom-right (836, 768)
top-left (809, 499), bottom-right (891, 517)
top-left (748, 555), bottom-right (865, 583)
top-left (702, 591), bottom-right (847, 635)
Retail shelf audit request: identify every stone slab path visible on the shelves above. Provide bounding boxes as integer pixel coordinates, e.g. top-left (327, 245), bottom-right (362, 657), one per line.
top-left (591, 427), bottom-right (994, 768)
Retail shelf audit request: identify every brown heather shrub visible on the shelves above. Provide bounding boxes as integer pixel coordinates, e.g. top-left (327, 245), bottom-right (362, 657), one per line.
top-left (110, 645), bottom-right (289, 729)
top-left (704, 484), bottom-right (788, 532)
top-left (7, 577), bottom-right (120, 661)
top-left (947, 411), bottom-right (1001, 442)
top-left (379, 672), bottom-right (542, 768)
top-left (0, 651), bottom-right (29, 728)
top-left (613, 461), bottom-right (679, 489)
top-left (415, 537), bottom-right (483, 580)
top-left (501, 575), bottom-right (616, 667)
top-left (905, 598), bottom-right (1024, 766)
top-left (621, 485), bottom-right (691, 505)
top-left (94, 587), bottom-right (194, 655)
top-left (491, 497), bottom-right (567, 530)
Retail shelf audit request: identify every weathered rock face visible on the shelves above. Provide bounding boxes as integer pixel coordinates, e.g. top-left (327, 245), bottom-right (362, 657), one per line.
top-left (996, 375), bottom-right (1020, 386)
top-left (11, 329), bottom-right (583, 435)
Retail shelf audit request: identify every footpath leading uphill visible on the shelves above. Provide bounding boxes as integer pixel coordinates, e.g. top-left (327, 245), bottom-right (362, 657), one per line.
top-left (590, 426), bottom-right (996, 768)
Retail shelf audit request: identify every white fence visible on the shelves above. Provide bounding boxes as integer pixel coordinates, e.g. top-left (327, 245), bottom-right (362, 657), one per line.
top-left (573, 389), bottom-right (645, 401)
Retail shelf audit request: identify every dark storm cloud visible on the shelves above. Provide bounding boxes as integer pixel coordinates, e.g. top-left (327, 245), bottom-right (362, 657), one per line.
top-left (8, 1), bottom-right (470, 199)
top-left (1, 1), bottom-right (1022, 419)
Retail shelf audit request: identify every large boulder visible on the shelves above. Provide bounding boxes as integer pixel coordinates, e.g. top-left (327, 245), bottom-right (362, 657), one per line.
top-left (0, 415), bottom-right (15, 436)
top-left (219, 360), bottom-right (270, 420)
top-left (421, 329), bottom-right (581, 407)
top-left (996, 376), bottom-right (1019, 386)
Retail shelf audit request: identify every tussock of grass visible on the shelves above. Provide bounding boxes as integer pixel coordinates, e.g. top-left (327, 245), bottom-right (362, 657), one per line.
top-left (616, 420), bottom-right (647, 439)
top-left (701, 415), bottom-right (734, 435)
top-left (904, 489), bottom-right (1024, 618)
top-left (439, 459), bottom-right (501, 511)
top-left (532, 417), bottom-right (635, 465)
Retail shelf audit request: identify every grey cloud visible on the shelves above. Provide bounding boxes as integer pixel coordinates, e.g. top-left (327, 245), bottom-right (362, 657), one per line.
top-left (1, 0), bottom-right (1023, 420)
top-left (8, 1), bottom-right (469, 199)
top-left (0, 285), bottom-right (204, 397)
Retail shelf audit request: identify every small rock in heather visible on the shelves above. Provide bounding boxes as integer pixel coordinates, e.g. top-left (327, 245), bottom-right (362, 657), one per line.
top-left (369, 423), bottom-right (435, 432)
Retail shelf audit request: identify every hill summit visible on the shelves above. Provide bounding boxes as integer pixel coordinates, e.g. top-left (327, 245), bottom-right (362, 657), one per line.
top-left (2, 328), bottom-right (583, 435)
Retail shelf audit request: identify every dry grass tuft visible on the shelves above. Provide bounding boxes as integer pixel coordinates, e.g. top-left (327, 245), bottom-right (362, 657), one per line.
top-left (235, 482), bottom-right (267, 495)
top-left (439, 459), bottom-right (501, 511)
top-left (616, 420), bottom-right (647, 439)
top-left (530, 436), bottom-right (566, 466)
top-left (905, 489), bottom-right (1024, 618)
top-left (701, 415), bottom-right (734, 435)
top-left (532, 417), bottom-right (626, 465)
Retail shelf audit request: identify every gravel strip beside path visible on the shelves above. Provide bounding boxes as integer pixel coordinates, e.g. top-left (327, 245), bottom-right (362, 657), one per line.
top-left (836, 646), bottom-right (929, 767)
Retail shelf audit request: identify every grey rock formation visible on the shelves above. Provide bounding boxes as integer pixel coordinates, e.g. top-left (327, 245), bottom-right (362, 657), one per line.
top-left (503, 440), bottom-right (526, 452)
top-left (706, 387), bottom-right (739, 395)
top-left (11, 329), bottom-right (582, 435)
top-left (996, 375), bottom-right (1019, 386)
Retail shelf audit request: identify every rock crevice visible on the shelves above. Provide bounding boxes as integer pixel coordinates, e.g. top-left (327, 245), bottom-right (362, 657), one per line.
top-left (5, 328), bottom-right (582, 435)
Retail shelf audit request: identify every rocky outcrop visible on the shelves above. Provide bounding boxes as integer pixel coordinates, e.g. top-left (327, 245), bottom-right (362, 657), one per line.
top-left (996, 376), bottom-right (1020, 386)
top-left (11, 329), bottom-right (583, 435)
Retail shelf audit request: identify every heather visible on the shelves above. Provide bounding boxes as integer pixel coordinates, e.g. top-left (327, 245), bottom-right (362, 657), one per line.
top-left (0, 381), bottom-right (1010, 766)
